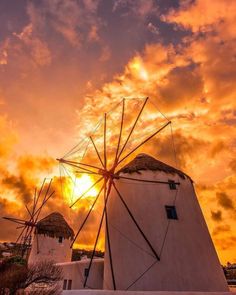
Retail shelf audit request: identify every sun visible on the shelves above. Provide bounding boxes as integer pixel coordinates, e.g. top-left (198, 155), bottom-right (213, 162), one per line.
top-left (73, 174), bottom-right (98, 199)
top-left (63, 174), bottom-right (99, 208)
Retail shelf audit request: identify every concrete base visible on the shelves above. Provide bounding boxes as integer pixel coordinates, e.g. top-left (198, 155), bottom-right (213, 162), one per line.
top-left (62, 290), bottom-right (233, 295)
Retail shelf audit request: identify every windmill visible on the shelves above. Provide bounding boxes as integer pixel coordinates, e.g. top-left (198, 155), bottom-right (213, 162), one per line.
top-left (57, 97), bottom-right (176, 289)
top-left (3, 178), bottom-right (55, 259)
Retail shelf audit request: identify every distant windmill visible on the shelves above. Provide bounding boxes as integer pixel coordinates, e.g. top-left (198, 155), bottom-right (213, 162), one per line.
top-left (57, 97), bottom-right (174, 289)
top-left (3, 178), bottom-right (54, 259)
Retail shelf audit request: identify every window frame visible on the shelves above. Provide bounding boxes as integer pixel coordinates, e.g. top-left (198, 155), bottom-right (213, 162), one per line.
top-left (165, 205), bottom-right (178, 220)
top-left (63, 279), bottom-right (67, 290)
top-left (84, 268), bottom-right (89, 277)
top-left (168, 179), bottom-right (177, 190)
top-left (67, 279), bottom-right (72, 290)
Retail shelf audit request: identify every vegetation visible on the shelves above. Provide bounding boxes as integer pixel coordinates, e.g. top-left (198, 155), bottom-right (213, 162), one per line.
top-left (72, 248), bottom-right (104, 261)
top-left (223, 263), bottom-right (236, 285)
top-left (0, 257), bottom-right (62, 295)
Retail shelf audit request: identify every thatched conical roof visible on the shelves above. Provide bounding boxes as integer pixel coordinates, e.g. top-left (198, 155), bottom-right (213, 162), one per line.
top-left (36, 212), bottom-right (74, 239)
top-left (118, 153), bottom-right (189, 179)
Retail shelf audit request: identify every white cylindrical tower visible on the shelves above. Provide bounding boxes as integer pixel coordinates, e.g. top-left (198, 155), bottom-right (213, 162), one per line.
top-left (104, 153), bottom-right (228, 292)
top-left (28, 212), bottom-right (74, 265)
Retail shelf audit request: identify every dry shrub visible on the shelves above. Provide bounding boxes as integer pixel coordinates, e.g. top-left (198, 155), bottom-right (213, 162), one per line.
top-left (0, 259), bottom-right (62, 295)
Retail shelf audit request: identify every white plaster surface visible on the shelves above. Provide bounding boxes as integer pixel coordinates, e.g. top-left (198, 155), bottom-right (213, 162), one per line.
top-left (62, 290), bottom-right (232, 295)
top-left (104, 171), bottom-right (228, 291)
top-left (28, 234), bottom-right (72, 264)
top-left (58, 259), bottom-right (104, 290)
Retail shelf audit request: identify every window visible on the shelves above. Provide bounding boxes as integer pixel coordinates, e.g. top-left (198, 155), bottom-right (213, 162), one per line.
top-left (58, 236), bottom-right (63, 243)
top-left (84, 268), bottom-right (89, 277)
top-left (63, 279), bottom-right (67, 290)
top-left (168, 179), bottom-right (176, 190)
top-left (67, 280), bottom-right (72, 290)
top-left (165, 205), bottom-right (178, 220)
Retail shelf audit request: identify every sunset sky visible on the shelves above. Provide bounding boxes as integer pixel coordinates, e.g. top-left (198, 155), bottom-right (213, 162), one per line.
top-left (0, 0), bottom-right (235, 264)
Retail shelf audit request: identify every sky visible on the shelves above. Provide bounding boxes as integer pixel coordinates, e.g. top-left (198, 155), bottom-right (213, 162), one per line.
top-left (0, 0), bottom-right (235, 264)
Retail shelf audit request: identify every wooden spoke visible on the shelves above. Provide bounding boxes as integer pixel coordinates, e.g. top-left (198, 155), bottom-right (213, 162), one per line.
top-left (104, 113), bottom-right (107, 169)
top-left (89, 135), bottom-right (105, 168)
top-left (70, 176), bottom-right (104, 208)
top-left (83, 182), bottom-right (111, 288)
top-left (117, 97), bottom-right (148, 162)
top-left (32, 188), bottom-right (37, 216)
top-left (3, 217), bottom-right (27, 224)
top-left (75, 171), bottom-right (100, 175)
top-left (15, 226), bottom-right (27, 244)
top-left (25, 204), bottom-right (33, 219)
top-left (114, 98), bottom-right (125, 166)
top-left (16, 225), bottom-right (25, 229)
top-left (36, 229), bottom-right (39, 254)
top-left (35, 178), bottom-right (46, 210)
top-left (34, 179), bottom-right (52, 222)
top-left (111, 179), bottom-right (160, 261)
top-left (104, 178), bottom-right (116, 290)
top-left (70, 182), bottom-right (105, 248)
top-left (57, 158), bottom-right (102, 172)
top-left (117, 121), bottom-right (171, 166)
top-left (34, 191), bottom-right (55, 221)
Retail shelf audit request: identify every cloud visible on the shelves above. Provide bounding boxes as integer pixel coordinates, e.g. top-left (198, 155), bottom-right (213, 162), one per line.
top-left (0, 198), bottom-right (23, 242)
top-left (99, 45), bottom-right (111, 62)
top-left (220, 109), bottom-right (236, 126)
top-left (0, 116), bottom-right (59, 242)
top-left (0, 15), bottom-right (52, 73)
top-left (26, 0), bottom-right (102, 48)
top-left (0, 113), bottom-right (102, 248)
top-left (74, 29), bottom-right (235, 187)
top-left (147, 22), bottom-right (159, 35)
top-left (214, 235), bottom-right (236, 251)
top-left (2, 174), bottom-right (32, 204)
top-left (0, 39), bottom-right (9, 65)
top-left (216, 192), bottom-right (234, 210)
top-left (83, 0), bottom-right (100, 13)
top-left (0, 0), bottom-right (235, 262)
top-left (0, 115), bottom-right (18, 158)
top-left (229, 159), bottom-right (236, 172)
top-left (113, 0), bottom-right (159, 18)
top-left (88, 25), bottom-right (100, 42)
top-left (211, 210), bottom-right (222, 222)
top-left (212, 224), bottom-right (231, 236)
top-left (210, 141), bottom-right (226, 157)
top-left (165, 0), bottom-right (236, 39)
top-left (63, 0), bottom-right (236, 261)
top-left (13, 24), bottom-right (51, 66)
top-left (0, 155), bottom-right (55, 203)
top-left (0, 0), bottom-right (103, 72)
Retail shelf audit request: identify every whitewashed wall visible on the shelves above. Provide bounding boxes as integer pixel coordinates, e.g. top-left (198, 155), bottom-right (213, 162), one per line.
top-left (62, 290), bottom-right (232, 295)
top-left (28, 234), bottom-right (72, 264)
top-left (104, 170), bottom-right (228, 291)
top-left (58, 259), bottom-right (104, 290)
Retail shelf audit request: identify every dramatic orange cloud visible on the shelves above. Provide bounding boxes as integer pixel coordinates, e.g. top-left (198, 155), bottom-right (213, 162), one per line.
top-left (0, 0), bottom-right (235, 264)
top-left (70, 0), bottom-right (236, 262)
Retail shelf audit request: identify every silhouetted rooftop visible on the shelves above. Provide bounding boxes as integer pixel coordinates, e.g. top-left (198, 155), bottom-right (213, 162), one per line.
top-left (37, 212), bottom-right (74, 239)
top-left (118, 153), bottom-right (189, 179)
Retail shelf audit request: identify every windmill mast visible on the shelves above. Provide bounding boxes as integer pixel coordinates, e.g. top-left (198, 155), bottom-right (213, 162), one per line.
top-left (3, 179), bottom-right (54, 260)
top-left (58, 97), bottom-right (172, 289)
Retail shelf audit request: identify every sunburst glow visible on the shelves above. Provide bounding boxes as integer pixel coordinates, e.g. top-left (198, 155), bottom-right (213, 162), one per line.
top-left (62, 173), bottom-right (99, 209)
top-left (73, 174), bottom-right (98, 199)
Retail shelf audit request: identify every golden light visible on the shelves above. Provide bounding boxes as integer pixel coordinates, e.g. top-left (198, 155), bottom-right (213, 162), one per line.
top-left (129, 57), bottom-right (149, 81)
top-left (73, 174), bottom-right (98, 199)
top-left (62, 174), bottom-right (99, 209)
top-left (139, 68), bottom-right (148, 80)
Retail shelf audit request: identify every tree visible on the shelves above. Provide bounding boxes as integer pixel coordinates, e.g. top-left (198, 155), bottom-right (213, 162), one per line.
top-left (0, 261), bottom-right (27, 295)
top-left (0, 258), bottom-right (62, 295)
